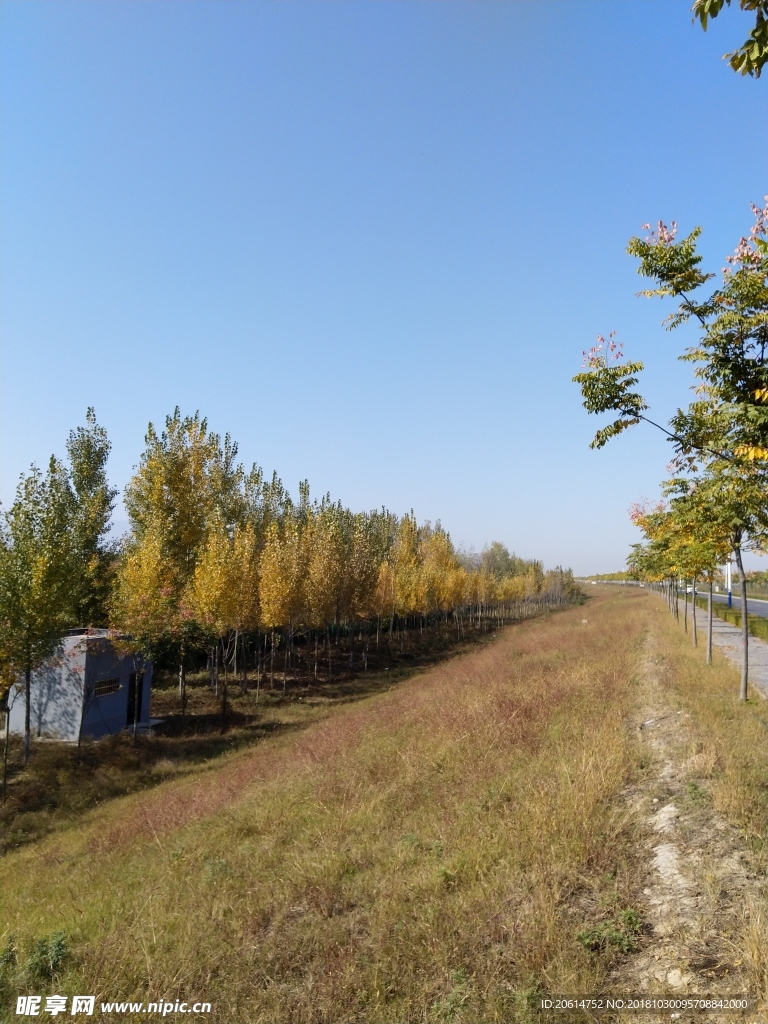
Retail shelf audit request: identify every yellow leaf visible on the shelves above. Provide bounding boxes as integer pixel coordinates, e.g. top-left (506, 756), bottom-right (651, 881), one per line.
top-left (734, 445), bottom-right (768, 461)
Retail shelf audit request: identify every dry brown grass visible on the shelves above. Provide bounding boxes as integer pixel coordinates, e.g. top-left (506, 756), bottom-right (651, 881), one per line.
top-left (1, 613), bottom-right (526, 853)
top-left (1, 591), bottom-right (654, 1022)
top-left (0, 699), bottom-right (330, 853)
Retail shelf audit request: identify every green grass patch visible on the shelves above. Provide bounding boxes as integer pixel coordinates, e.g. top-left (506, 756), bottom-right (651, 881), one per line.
top-left (577, 908), bottom-right (643, 955)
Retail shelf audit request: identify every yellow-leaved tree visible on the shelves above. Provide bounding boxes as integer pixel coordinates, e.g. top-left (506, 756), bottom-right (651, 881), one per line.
top-left (259, 520), bottom-right (307, 690)
top-left (111, 526), bottom-right (178, 738)
top-left (121, 409), bottom-right (247, 709)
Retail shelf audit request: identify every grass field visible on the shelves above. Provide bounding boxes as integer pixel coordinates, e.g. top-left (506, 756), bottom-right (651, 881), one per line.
top-left (0, 618), bottom-right (532, 854)
top-left (1, 588), bottom-right (767, 1023)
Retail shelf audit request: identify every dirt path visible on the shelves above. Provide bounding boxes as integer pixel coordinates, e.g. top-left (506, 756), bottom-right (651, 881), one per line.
top-left (608, 634), bottom-right (765, 1024)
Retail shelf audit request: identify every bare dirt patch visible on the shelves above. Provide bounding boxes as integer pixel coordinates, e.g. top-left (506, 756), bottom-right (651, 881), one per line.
top-left (610, 635), bottom-right (765, 1023)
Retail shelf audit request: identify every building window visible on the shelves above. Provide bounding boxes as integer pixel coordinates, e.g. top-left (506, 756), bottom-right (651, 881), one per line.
top-left (94, 677), bottom-right (120, 697)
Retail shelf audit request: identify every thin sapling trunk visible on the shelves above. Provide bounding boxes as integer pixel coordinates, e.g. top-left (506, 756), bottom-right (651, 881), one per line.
top-left (733, 543), bottom-right (749, 701)
top-left (132, 661), bottom-right (142, 745)
top-left (707, 577), bottom-right (713, 666)
top-left (23, 663), bottom-right (31, 764)
top-left (2, 701), bottom-right (11, 801)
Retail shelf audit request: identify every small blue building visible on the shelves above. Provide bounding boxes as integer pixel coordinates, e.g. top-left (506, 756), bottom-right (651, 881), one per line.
top-left (4, 630), bottom-right (153, 743)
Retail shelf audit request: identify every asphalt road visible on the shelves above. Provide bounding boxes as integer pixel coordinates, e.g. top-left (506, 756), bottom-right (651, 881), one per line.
top-left (707, 592), bottom-right (768, 619)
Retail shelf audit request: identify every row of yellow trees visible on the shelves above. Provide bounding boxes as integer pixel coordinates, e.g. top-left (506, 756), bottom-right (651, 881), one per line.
top-left (1, 406), bottom-right (577, 754)
top-left (111, 410), bottom-right (577, 712)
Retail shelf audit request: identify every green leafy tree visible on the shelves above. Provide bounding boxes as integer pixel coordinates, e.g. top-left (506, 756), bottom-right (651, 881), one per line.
top-left (66, 409), bottom-right (118, 626)
top-left (574, 202), bottom-right (768, 460)
top-left (575, 204), bottom-right (768, 698)
top-left (693, 0), bottom-right (768, 78)
top-left (0, 460), bottom-right (77, 761)
top-left (480, 541), bottom-right (531, 581)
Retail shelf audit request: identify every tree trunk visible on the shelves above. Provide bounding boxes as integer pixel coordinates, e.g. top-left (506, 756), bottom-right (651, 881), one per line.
top-left (3, 704), bottom-right (11, 801)
top-left (270, 631), bottom-right (275, 689)
top-left (24, 664), bottom-right (31, 764)
top-left (684, 582), bottom-right (689, 633)
top-left (733, 543), bottom-right (749, 701)
top-left (220, 648), bottom-right (228, 733)
top-left (256, 633), bottom-right (262, 695)
top-left (77, 669), bottom-right (88, 750)
top-left (255, 650), bottom-right (261, 705)
top-left (254, 633), bottom-right (261, 703)
top-left (132, 663), bottom-right (141, 745)
top-left (707, 577), bottom-right (713, 666)
top-left (691, 576), bottom-right (697, 647)
top-left (179, 644), bottom-right (187, 726)
top-left (283, 632), bottom-right (288, 694)
top-left (241, 633), bottom-right (248, 694)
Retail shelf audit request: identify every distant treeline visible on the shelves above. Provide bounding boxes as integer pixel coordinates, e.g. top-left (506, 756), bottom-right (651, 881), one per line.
top-left (582, 572), bottom-right (631, 582)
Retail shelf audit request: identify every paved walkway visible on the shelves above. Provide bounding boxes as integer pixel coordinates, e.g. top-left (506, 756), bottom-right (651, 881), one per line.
top-left (700, 608), bottom-right (768, 700)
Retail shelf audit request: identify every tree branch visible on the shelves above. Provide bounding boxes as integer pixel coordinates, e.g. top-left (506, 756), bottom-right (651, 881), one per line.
top-left (623, 411), bottom-right (734, 463)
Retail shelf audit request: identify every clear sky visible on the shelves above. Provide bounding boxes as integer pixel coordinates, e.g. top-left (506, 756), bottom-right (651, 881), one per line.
top-left (1, 1), bottom-right (766, 575)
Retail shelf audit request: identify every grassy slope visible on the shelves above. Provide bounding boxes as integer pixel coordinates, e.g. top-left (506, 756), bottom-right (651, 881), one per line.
top-left (1, 615), bottom-right (531, 853)
top-left (2, 589), bottom-right (766, 1022)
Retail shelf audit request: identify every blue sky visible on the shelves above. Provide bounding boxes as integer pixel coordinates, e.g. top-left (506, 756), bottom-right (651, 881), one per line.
top-left (1, 1), bottom-right (766, 574)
